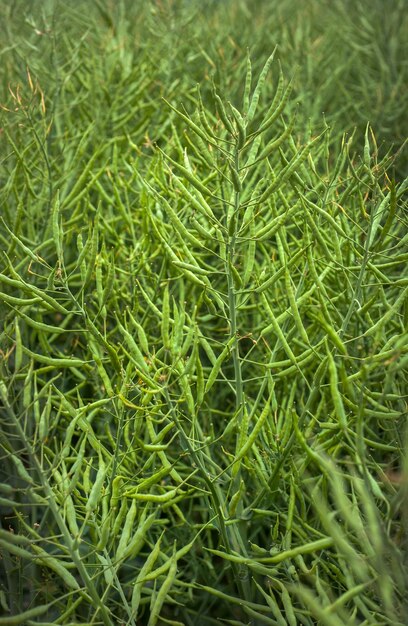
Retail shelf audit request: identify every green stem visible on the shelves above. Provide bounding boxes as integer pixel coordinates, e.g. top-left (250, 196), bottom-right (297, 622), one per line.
top-left (0, 386), bottom-right (115, 626)
top-left (227, 147), bottom-right (244, 428)
top-left (223, 144), bottom-right (253, 598)
top-left (162, 387), bottom-right (251, 602)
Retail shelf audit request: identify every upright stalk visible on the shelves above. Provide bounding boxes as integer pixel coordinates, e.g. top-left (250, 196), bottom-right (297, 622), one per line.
top-left (162, 387), bottom-right (251, 602)
top-left (226, 146), bottom-right (244, 428)
top-left (224, 144), bottom-right (252, 597)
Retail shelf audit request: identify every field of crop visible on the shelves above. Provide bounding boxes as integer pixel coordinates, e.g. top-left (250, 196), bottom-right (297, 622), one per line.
top-left (0, 1), bottom-right (407, 624)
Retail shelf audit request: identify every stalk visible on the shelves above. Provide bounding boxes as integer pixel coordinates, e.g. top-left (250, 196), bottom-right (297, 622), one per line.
top-left (226, 146), bottom-right (244, 427)
top-left (0, 384), bottom-right (115, 626)
top-left (223, 142), bottom-right (253, 598)
top-left (162, 387), bottom-right (251, 602)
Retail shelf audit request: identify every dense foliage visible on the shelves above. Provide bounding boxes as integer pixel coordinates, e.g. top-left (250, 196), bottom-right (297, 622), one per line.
top-left (0, 1), bottom-right (407, 625)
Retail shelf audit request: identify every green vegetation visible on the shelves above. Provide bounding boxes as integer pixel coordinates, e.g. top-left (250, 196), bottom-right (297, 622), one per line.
top-left (0, 1), bottom-right (407, 624)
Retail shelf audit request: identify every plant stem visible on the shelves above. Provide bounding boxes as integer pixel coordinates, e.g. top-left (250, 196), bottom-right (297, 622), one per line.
top-left (227, 147), bottom-right (244, 428)
top-left (162, 387), bottom-right (251, 601)
top-left (0, 386), bottom-right (115, 626)
top-left (223, 144), bottom-right (252, 597)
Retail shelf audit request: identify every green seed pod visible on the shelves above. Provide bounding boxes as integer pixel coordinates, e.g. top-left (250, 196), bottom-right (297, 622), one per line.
top-left (86, 455), bottom-right (106, 513)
